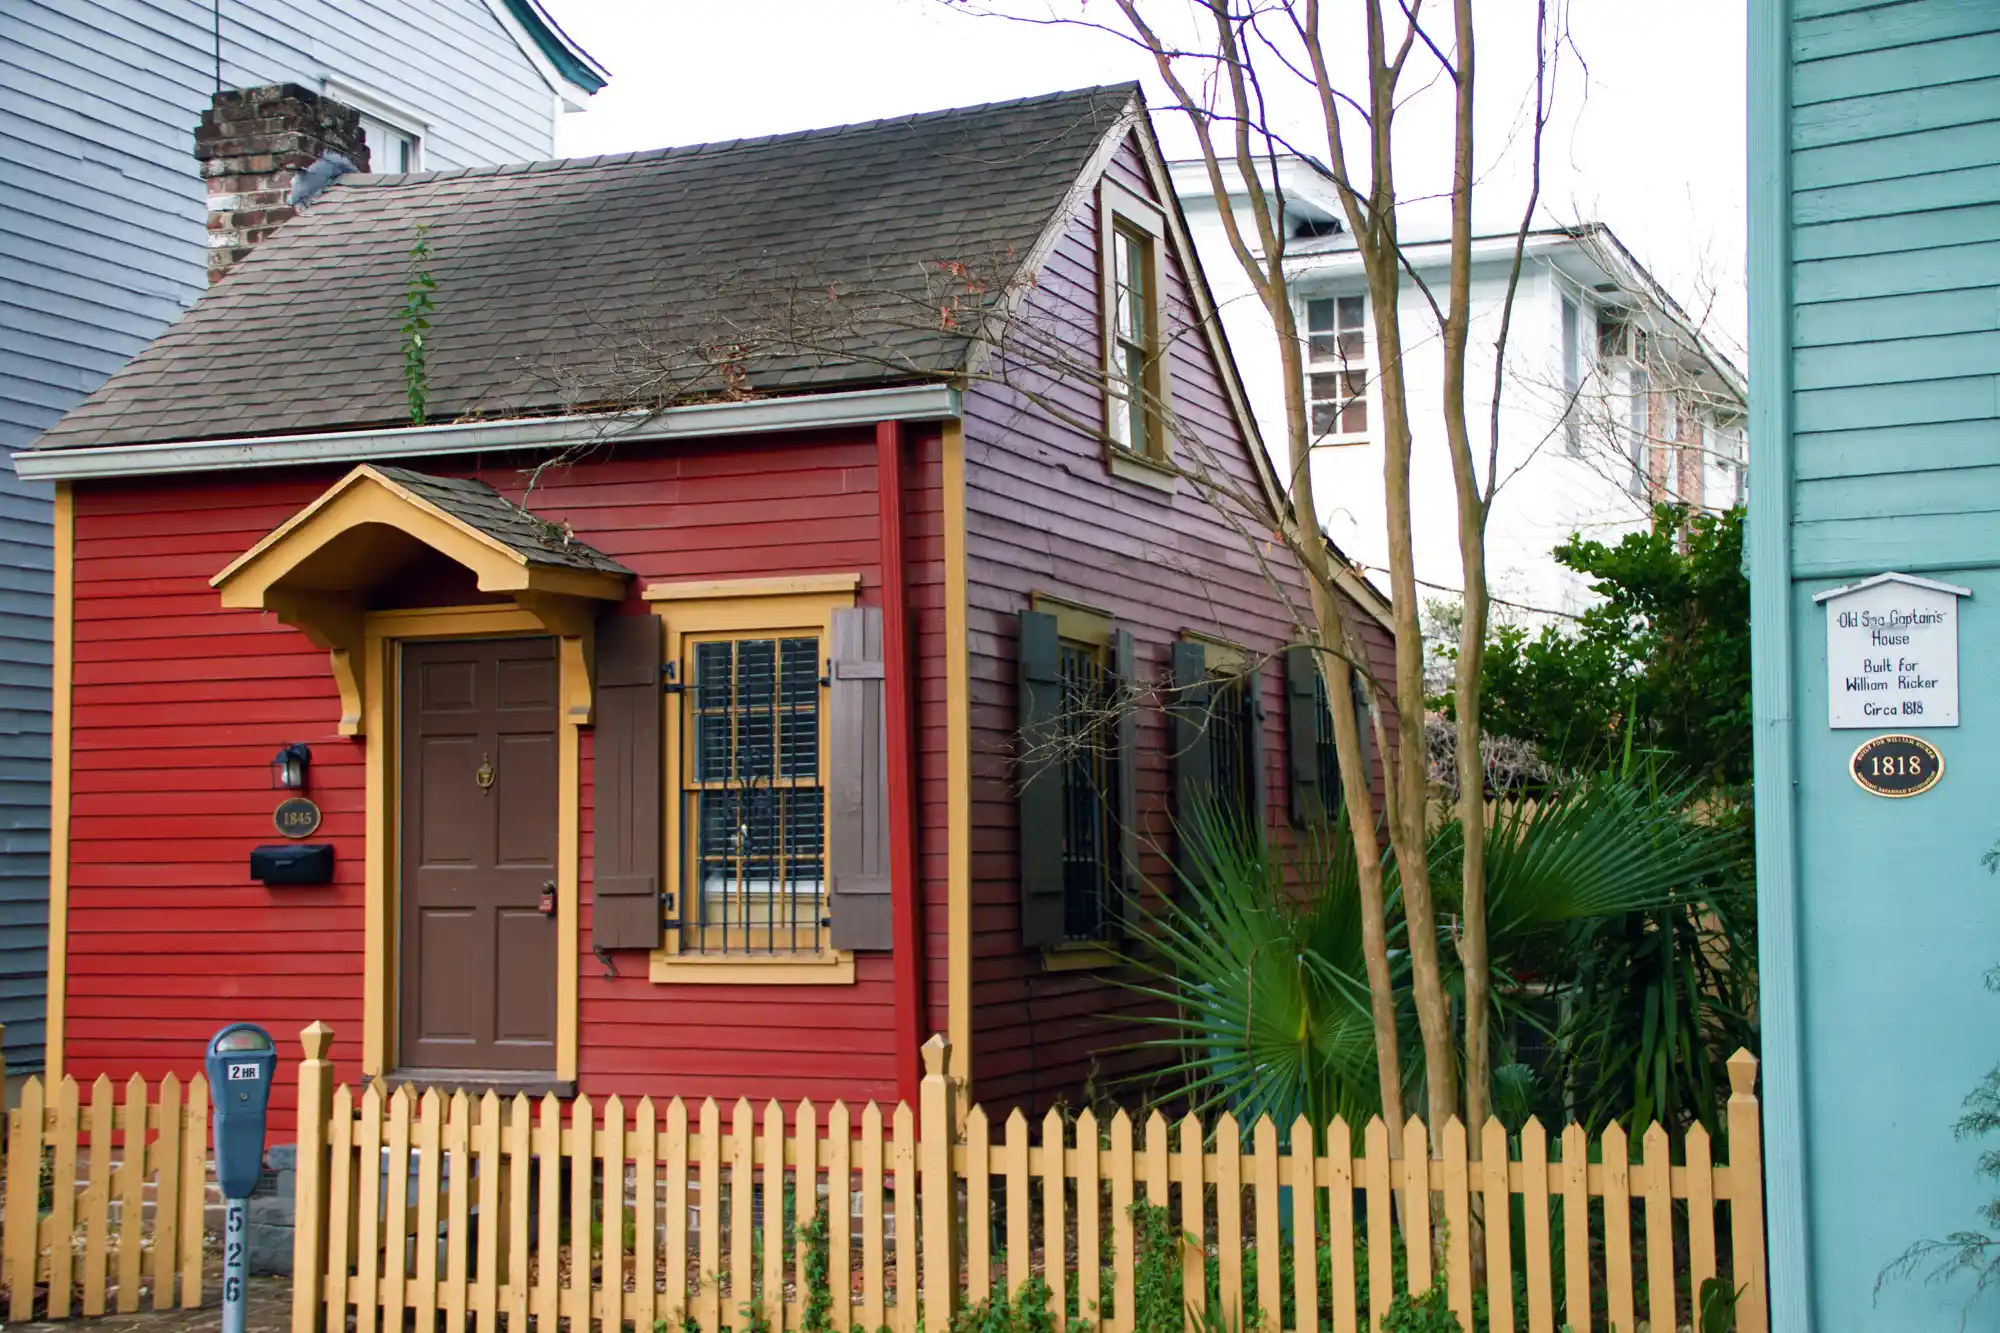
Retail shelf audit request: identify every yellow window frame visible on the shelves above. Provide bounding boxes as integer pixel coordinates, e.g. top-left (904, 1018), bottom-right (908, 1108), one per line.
top-left (643, 574), bottom-right (861, 984)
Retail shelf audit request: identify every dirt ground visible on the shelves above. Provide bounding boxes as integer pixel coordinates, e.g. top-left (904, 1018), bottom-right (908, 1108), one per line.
top-left (4, 1276), bottom-right (291, 1333)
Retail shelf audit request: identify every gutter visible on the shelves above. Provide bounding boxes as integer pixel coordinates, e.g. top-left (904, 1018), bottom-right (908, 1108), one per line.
top-left (15, 384), bottom-right (961, 482)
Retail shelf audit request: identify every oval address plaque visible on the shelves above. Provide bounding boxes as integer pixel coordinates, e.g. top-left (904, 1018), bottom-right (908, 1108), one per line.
top-left (1851, 733), bottom-right (1944, 798)
top-left (273, 795), bottom-right (323, 839)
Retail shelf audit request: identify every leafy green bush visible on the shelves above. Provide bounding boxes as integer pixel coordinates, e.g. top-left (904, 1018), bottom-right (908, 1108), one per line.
top-left (1121, 774), bottom-right (1733, 1133)
top-left (1129, 1202), bottom-right (1184, 1333)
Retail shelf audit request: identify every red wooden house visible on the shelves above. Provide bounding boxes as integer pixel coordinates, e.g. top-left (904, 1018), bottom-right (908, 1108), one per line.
top-left (17, 83), bottom-right (1396, 1127)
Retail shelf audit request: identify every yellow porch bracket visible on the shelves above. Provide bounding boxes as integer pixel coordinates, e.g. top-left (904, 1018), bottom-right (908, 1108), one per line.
top-left (211, 464), bottom-right (630, 733)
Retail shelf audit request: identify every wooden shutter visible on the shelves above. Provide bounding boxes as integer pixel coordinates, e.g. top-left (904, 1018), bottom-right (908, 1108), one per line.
top-left (1169, 639), bottom-right (1212, 851)
top-left (1285, 645), bottom-right (1326, 827)
top-left (1017, 610), bottom-right (1065, 949)
top-left (592, 612), bottom-right (663, 951)
top-left (1350, 669), bottom-right (1375, 810)
top-left (1244, 664), bottom-right (1267, 835)
top-left (1111, 629), bottom-right (1140, 929)
top-left (829, 606), bottom-right (893, 951)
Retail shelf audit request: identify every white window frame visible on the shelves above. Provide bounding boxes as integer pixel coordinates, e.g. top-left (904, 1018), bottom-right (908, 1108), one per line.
top-left (1561, 294), bottom-right (1582, 455)
top-left (1302, 291), bottom-right (1371, 446)
top-left (323, 77), bottom-right (427, 173)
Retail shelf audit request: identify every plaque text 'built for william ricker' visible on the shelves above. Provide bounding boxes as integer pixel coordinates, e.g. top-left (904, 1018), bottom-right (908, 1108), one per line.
top-left (1815, 572), bottom-right (1970, 730)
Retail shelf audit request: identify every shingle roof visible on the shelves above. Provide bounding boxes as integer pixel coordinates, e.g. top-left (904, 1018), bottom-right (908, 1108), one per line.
top-left (35, 85), bottom-right (1139, 452)
top-left (374, 467), bottom-right (631, 576)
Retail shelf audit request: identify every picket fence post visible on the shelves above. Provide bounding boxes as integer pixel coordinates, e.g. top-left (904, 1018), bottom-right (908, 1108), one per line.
top-left (1728, 1050), bottom-right (1769, 1333)
top-left (291, 1021), bottom-right (335, 1333)
top-left (919, 1035), bottom-right (959, 1333)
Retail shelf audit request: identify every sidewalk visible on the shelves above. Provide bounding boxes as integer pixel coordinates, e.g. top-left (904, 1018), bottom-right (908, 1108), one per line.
top-left (5, 1277), bottom-right (290, 1333)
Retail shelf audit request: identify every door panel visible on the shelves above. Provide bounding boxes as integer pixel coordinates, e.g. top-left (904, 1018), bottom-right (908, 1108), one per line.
top-left (398, 637), bottom-right (560, 1073)
top-left (494, 732), bottom-right (558, 866)
top-left (494, 908), bottom-right (559, 1046)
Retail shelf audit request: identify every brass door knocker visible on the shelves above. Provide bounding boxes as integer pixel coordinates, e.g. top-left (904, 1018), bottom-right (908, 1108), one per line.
top-left (475, 753), bottom-right (496, 792)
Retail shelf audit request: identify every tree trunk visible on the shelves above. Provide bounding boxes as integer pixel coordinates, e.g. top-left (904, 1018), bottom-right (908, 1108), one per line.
top-left (1438, 0), bottom-right (1493, 1142)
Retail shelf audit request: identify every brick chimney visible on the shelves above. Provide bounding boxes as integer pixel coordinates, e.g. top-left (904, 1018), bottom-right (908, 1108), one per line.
top-left (194, 84), bottom-right (370, 285)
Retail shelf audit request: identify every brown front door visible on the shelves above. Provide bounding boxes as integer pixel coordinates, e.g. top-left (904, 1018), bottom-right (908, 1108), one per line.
top-left (397, 637), bottom-right (560, 1074)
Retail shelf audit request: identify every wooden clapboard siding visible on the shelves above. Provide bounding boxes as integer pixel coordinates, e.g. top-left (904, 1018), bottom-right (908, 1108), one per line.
top-left (1785, 1), bottom-right (2000, 579)
top-left (959, 132), bottom-right (1395, 1111)
top-left (901, 433), bottom-right (955, 1083)
top-left (1749, 4), bottom-right (2000, 1330)
top-left (63, 430), bottom-right (914, 1124)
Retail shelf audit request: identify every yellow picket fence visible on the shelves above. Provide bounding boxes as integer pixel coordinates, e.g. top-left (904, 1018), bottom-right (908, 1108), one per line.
top-left (0, 1057), bottom-right (213, 1320)
top-left (292, 1023), bottom-right (1769, 1333)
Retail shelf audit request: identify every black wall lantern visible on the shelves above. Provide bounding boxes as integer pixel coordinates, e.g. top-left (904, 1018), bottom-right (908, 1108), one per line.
top-left (270, 743), bottom-right (311, 791)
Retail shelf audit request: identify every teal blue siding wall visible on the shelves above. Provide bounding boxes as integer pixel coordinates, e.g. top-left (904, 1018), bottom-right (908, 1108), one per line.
top-left (1752, 2), bottom-right (2000, 1328)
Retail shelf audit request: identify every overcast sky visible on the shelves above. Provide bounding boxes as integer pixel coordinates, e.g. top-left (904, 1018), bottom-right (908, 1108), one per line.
top-left (538, 0), bottom-right (1747, 359)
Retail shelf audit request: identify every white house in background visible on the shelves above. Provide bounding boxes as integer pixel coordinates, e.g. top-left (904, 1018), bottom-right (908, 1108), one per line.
top-left (1170, 158), bottom-right (1747, 619)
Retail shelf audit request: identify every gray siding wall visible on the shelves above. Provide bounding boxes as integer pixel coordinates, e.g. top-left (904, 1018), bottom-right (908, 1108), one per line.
top-left (0, 0), bottom-right (567, 1072)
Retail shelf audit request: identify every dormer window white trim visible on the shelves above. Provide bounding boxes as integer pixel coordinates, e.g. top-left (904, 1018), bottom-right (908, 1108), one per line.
top-left (323, 77), bottom-right (427, 173)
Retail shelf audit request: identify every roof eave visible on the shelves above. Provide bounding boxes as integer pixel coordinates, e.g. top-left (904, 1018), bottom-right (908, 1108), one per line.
top-left (16, 383), bottom-right (961, 482)
top-left (483, 0), bottom-right (608, 108)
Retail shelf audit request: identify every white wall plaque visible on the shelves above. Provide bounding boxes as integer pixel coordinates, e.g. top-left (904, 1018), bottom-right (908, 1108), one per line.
top-left (1815, 572), bottom-right (1970, 729)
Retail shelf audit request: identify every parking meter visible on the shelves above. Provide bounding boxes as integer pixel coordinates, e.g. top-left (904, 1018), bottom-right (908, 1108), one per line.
top-left (205, 1024), bottom-right (275, 1333)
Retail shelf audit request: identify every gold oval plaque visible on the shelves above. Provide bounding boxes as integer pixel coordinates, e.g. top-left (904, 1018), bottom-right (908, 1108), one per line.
top-left (273, 795), bottom-right (323, 838)
top-left (1851, 733), bottom-right (1944, 798)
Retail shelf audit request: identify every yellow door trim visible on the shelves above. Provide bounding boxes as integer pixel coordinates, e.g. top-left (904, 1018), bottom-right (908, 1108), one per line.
top-left (45, 482), bottom-right (73, 1079)
top-left (942, 423), bottom-right (972, 1096)
top-left (361, 605), bottom-right (584, 1084)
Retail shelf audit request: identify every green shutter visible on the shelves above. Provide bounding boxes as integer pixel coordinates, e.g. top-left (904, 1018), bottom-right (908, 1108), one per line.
top-left (1286, 645), bottom-right (1326, 827)
top-left (1244, 665), bottom-right (1267, 837)
top-left (1112, 628), bottom-right (1140, 931)
top-left (1170, 639), bottom-right (1212, 870)
top-left (1017, 610), bottom-right (1065, 949)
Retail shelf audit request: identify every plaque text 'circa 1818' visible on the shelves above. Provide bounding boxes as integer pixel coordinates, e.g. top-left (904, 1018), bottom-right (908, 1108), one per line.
top-left (1850, 733), bottom-right (1944, 798)
top-left (1815, 572), bottom-right (1970, 730)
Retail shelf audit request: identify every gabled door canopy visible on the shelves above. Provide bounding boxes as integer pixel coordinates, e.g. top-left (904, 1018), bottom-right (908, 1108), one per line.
top-left (212, 464), bottom-right (632, 734)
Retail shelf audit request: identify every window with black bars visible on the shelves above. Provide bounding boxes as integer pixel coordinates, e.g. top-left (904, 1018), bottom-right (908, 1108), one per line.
top-left (1208, 673), bottom-right (1257, 825)
top-left (1058, 642), bottom-right (1120, 942)
top-left (681, 635), bottom-right (826, 954)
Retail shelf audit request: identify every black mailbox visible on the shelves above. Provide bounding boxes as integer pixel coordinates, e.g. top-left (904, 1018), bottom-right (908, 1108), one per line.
top-left (250, 843), bottom-right (333, 886)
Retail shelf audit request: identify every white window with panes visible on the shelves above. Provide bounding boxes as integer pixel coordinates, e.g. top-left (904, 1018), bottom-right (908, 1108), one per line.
top-left (1108, 224), bottom-right (1158, 457)
top-left (1304, 294), bottom-right (1369, 442)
